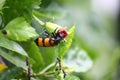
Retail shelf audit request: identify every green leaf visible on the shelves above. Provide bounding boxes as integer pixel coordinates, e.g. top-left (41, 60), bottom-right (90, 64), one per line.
top-left (0, 0), bottom-right (5, 10)
top-left (0, 67), bottom-right (26, 80)
top-left (64, 47), bottom-right (93, 72)
top-left (58, 25), bottom-right (75, 58)
top-left (39, 47), bottom-right (57, 66)
top-left (3, 0), bottom-right (41, 24)
top-left (65, 75), bottom-right (80, 80)
top-left (0, 36), bottom-right (28, 56)
top-left (33, 10), bottom-right (65, 19)
top-left (4, 17), bottom-right (38, 41)
top-left (21, 41), bottom-right (44, 73)
top-left (0, 49), bottom-right (27, 70)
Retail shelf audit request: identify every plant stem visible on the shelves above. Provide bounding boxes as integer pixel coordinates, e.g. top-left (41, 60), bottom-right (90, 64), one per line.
top-left (32, 15), bottom-right (45, 26)
top-left (26, 57), bottom-right (31, 80)
top-left (39, 62), bottom-right (55, 74)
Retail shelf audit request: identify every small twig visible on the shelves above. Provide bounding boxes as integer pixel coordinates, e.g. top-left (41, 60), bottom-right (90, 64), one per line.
top-left (57, 57), bottom-right (67, 78)
top-left (29, 58), bottom-right (67, 78)
top-left (57, 58), bottom-right (62, 70)
top-left (26, 57), bottom-right (31, 80)
top-left (62, 69), bottom-right (67, 78)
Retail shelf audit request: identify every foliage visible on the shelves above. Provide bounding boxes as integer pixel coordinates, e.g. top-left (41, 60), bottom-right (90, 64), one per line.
top-left (0, 0), bottom-right (79, 80)
top-left (58, 25), bottom-right (75, 58)
top-left (4, 17), bottom-right (38, 41)
top-left (0, 0), bottom-right (119, 80)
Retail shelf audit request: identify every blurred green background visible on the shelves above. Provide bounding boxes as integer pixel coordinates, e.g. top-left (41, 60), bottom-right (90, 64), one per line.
top-left (39, 0), bottom-right (120, 80)
top-left (0, 0), bottom-right (120, 80)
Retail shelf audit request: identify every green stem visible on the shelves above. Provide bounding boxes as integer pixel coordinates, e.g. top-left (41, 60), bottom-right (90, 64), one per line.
top-left (31, 61), bottom-right (60, 78)
top-left (39, 62), bottom-right (55, 74)
top-left (32, 71), bottom-right (54, 77)
top-left (32, 15), bottom-right (45, 26)
top-left (31, 62), bottom-right (57, 78)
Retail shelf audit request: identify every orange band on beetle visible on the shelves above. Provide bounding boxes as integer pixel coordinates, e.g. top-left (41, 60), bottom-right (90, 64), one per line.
top-left (38, 38), bottom-right (43, 46)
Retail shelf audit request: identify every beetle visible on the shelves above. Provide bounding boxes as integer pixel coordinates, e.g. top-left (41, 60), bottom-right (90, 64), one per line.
top-left (35, 36), bottom-right (62, 47)
top-left (33, 15), bottom-right (68, 47)
top-left (33, 15), bottom-right (68, 40)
